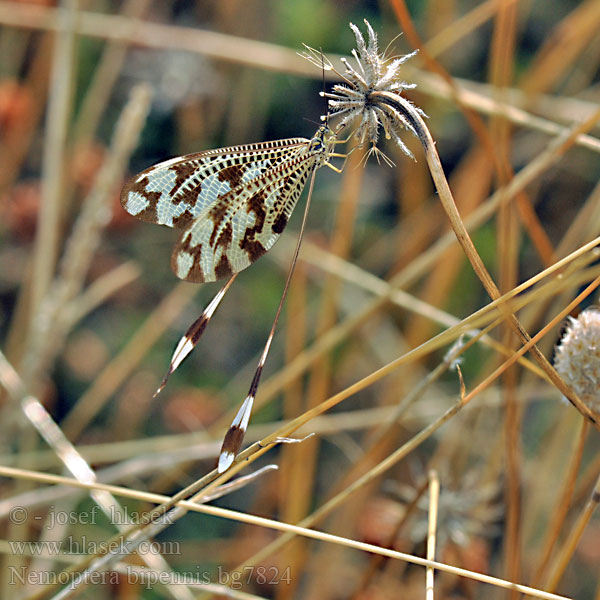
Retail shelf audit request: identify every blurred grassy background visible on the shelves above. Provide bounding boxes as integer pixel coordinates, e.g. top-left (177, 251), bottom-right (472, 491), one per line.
top-left (1, 1), bottom-right (599, 598)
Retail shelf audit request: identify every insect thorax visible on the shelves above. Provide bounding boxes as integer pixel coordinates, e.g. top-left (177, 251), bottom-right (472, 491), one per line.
top-left (306, 125), bottom-right (336, 167)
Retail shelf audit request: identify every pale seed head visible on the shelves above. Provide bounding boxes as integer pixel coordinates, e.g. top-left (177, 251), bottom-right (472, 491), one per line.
top-left (554, 307), bottom-right (600, 414)
top-left (300, 19), bottom-right (425, 160)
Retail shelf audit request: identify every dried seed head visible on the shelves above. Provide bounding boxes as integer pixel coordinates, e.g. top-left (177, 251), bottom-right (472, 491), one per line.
top-left (554, 307), bottom-right (600, 414)
top-left (388, 470), bottom-right (502, 549)
top-left (300, 19), bottom-right (426, 160)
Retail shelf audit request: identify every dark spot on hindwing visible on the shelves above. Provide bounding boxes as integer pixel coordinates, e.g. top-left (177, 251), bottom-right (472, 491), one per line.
top-left (208, 199), bottom-right (230, 247)
top-left (172, 212), bottom-right (194, 228)
top-left (212, 217), bottom-right (234, 280)
top-left (268, 173), bottom-right (292, 234)
top-left (172, 234), bottom-right (205, 282)
top-left (216, 222), bottom-right (233, 249)
top-left (240, 236), bottom-right (267, 263)
top-left (215, 253), bottom-right (233, 279)
top-left (240, 189), bottom-right (268, 262)
top-left (272, 212), bottom-right (288, 234)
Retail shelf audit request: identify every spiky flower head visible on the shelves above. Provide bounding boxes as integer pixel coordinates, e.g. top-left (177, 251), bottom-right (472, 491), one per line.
top-left (554, 307), bottom-right (600, 414)
top-left (301, 19), bottom-right (426, 160)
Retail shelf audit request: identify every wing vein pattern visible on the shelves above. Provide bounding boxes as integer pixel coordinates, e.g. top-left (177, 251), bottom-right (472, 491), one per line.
top-left (121, 128), bottom-right (334, 282)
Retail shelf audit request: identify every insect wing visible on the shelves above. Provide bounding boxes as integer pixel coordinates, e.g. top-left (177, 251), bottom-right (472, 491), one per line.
top-left (172, 151), bottom-right (318, 283)
top-left (120, 138), bottom-right (309, 230)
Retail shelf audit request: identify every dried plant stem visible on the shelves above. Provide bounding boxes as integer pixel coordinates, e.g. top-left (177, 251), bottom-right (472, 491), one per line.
top-left (520, 0), bottom-right (600, 96)
top-left (532, 419), bottom-right (589, 586)
top-left (215, 116), bottom-right (600, 426)
top-left (61, 281), bottom-right (199, 440)
top-left (216, 242), bottom-right (600, 456)
top-left (546, 471), bottom-right (600, 592)
top-left (35, 332), bottom-right (499, 594)
top-left (0, 361), bottom-right (193, 600)
top-left (0, 89), bottom-right (149, 583)
top-left (370, 90), bottom-right (600, 427)
top-left (394, 114), bottom-right (600, 288)
top-left (0, 466), bottom-right (572, 600)
top-left (71, 0), bottom-right (149, 146)
top-left (426, 470), bottom-right (440, 600)
top-left (300, 337), bottom-right (472, 597)
top-left (424, 0), bottom-right (519, 58)
top-left (410, 70), bottom-right (600, 154)
top-left (504, 360), bottom-right (523, 593)
top-left (226, 338), bottom-right (493, 569)
top-left (4, 400), bottom-right (447, 477)
top-left (65, 261), bottom-right (141, 326)
top-left (0, 2), bottom-right (307, 75)
top-left (4, 6), bottom-right (77, 591)
top-left (296, 335), bottom-right (482, 594)
top-left (59, 85), bottom-right (150, 306)
top-left (21, 84), bottom-right (152, 387)
top-left (391, 0), bottom-right (502, 170)
top-left (391, 0), bottom-right (570, 286)
top-left (280, 265), bottom-right (307, 523)
top-left (29, 0), bottom-right (77, 319)
top-left (489, 6), bottom-right (523, 590)
top-left (0, 2), bottom-right (598, 154)
top-left (351, 479), bottom-right (430, 598)
top-left (227, 275), bottom-right (600, 572)
top-left (298, 241), bottom-right (542, 377)
top-left (283, 143), bottom-right (364, 578)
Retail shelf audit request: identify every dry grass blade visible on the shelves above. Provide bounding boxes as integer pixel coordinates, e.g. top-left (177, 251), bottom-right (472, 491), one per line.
top-left (546, 472), bottom-right (600, 592)
top-left (223, 276), bottom-right (600, 569)
top-left (0, 356), bottom-right (192, 599)
top-left (426, 469), bottom-right (440, 600)
top-left (532, 420), bottom-right (589, 586)
top-left (28, 0), bottom-right (77, 318)
top-left (212, 114), bottom-right (600, 431)
top-left (0, 466), bottom-right (574, 600)
top-left (61, 281), bottom-right (200, 440)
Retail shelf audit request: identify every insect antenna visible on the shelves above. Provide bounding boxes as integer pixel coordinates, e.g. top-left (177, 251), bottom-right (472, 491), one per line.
top-left (154, 274), bottom-right (237, 398)
top-left (218, 164), bottom-right (321, 472)
top-left (303, 117), bottom-right (321, 127)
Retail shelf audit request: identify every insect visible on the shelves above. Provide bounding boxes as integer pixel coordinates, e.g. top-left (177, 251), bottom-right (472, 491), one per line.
top-left (121, 126), bottom-right (338, 283)
top-left (121, 124), bottom-right (345, 471)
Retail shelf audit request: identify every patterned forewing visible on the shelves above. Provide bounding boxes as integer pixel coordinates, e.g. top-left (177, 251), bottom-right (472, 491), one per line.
top-left (171, 153), bottom-right (317, 283)
top-left (120, 138), bottom-right (309, 230)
